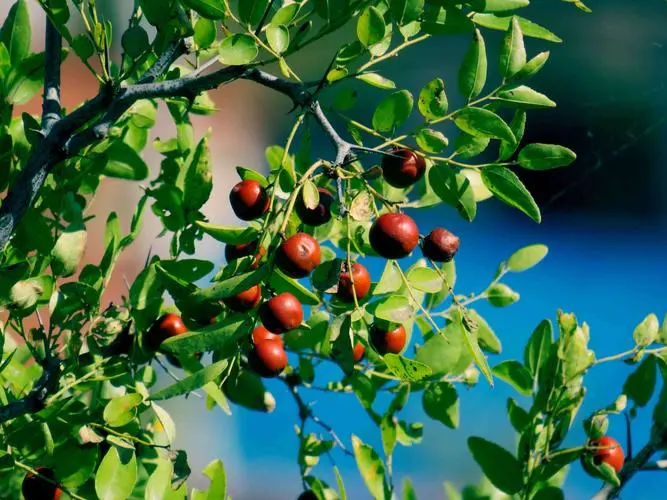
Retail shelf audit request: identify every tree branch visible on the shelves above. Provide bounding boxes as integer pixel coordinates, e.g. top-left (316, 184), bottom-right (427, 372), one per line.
top-left (41, 18), bottom-right (62, 132)
top-left (593, 424), bottom-right (666, 499)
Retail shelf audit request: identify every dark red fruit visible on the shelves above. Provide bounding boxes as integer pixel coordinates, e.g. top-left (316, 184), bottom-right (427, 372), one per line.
top-left (224, 240), bottom-right (266, 268)
top-left (22, 468), bottom-right (63, 500)
top-left (422, 228), bottom-right (460, 262)
top-left (353, 342), bottom-right (365, 362)
top-left (371, 323), bottom-right (407, 355)
top-left (338, 263), bottom-right (371, 302)
top-left (224, 284), bottom-right (262, 312)
top-left (230, 180), bottom-right (269, 221)
top-left (369, 213), bottom-right (419, 259)
top-left (259, 292), bottom-right (304, 333)
top-left (278, 233), bottom-right (321, 278)
top-left (381, 148), bottom-right (426, 188)
top-left (146, 313), bottom-right (188, 351)
top-left (296, 187), bottom-right (334, 226)
top-left (297, 491), bottom-right (319, 500)
top-left (252, 325), bottom-right (283, 347)
top-left (589, 436), bottom-right (625, 473)
top-left (249, 339), bottom-right (288, 377)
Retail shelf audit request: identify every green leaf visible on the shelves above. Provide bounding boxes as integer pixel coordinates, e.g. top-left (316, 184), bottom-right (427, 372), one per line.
top-left (384, 354), bottom-right (432, 382)
top-left (389, 0), bottom-right (425, 25)
top-left (357, 72), bottom-right (396, 90)
top-left (507, 244), bottom-right (548, 271)
top-left (195, 221), bottom-right (258, 244)
top-left (492, 360), bottom-right (532, 396)
top-left (103, 393), bottom-right (143, 427)
top-left (351, 435), bottom-right (389, 500)
top-left (335, 466), bottom-right (347, 500)
top-left (380, 414), bottom-right (397, 458)
top-left (499, 110), bottom-right (527, 160)
top-left (472, 14), bottom-right (562, 43)
top-left (516, 51), bottom-right (550, 79)
top-left (302, 180), bottom-right (320, 210)
top-left (467, 437), bottom-right (523, 494)
top-left (71, 33), bottom-right (94, 60)
top-left (314, 0), bottom-right (350, 22)
top-left (499, 17), bottom-right (526, 78)
top-left (51, 225), bottom-right (87, 277)
top-left (403, 478), bottom-right (417, 500)
top-left (458, 29), bottom-right (487, 100)
top-left (95, 447), bottom-right (138, 500)
top-left (468, 309), bottom-right (501, 354)
top-left (428, 164), bottom-right (477, 221)
top-left (150, 360), bottom-right (229, 400)
top-left (524, 319), bottom-right (553, 379)
top-left (375, 296), bottom-right (413, 324)
top-left (266, 24), bottom-right (290, 54)
top-left (459, 313), bottom-right (493, 384)
top-left (418, 78), bottom-right (448, 121)
top-left (481, 166), bottom-right (541, 222)
top-left (269, 268), bottom-right (321, 305)
top-left (374, 260), bottom-right (402, 295)
top-left (102, 141), bottom-right (149, 180)
top-left (1, 0), bottom-right (30, 66)
top-left (145, 459), bottom-right (184, 500)
top-left (454, 107), bottom-right (515, 143)
top-left (357, 6), bottom-right (386, 47)
top-left (486, 283), bottom-right (520, 307)
top-left (372, 90), bottom-right (414, 132)
top-left (415, 327), bottom-right (465, 376)
top-left (52, 440), bottom-right (98, 489)
top-left (507, 398), bottom-right (530, 432)
top-left (623, 355), bottom-right (657, 407)
top-left (470, 0), bottom-right (530, 12)
top-left (182, 0), bottom-right (226, 19)
top-left (121, 26), bottom-right (149, 58)
top-left (194, 18), bottom-right (217, 49)
top-left (161, 316), bottom-right (250, 355)
top-left (238, 0), bottom-right (270, 25)
top-left (633, 313), bottom-right (660, 347)
top-left (184, 135), bottom-right (213, 211)
top-left (423, 382), bottom-right (459, 428)
top-left (532, 487), bottom-right (565, 500)
top-left (407, 267), bottom-right (443, 293)
top-left (495, 85), bottom-right (556, 108)
top-left (192, 459), bottom-right (227, 499)
top-left (517, 143), bottom-right (576, 170)
top-left (219, 34), bottom-right (258, 65)
top-left (416, 128), bottom-right (449, 154)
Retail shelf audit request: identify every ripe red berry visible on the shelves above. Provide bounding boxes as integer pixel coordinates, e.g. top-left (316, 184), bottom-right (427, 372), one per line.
top-left (225, 240), bottom-right (265, 268)
top-left (338, 263), bottom-right (371, 302)
top-left (278, 233), bottom-right (321, 278)
top-left (422, 228), bottom-right (460, 262)
top-left (230, 180), bottom-right (269, 221)
top-left (249, 339), bottom-right (288, 377)
top-left (224, 284), bottom-right (262, 312)
top-left (589, 436), bottom-right (625, 473)
top-left (259, 292), bottom-right (304, 333)
top-left (353, 342), bottom-right (365, 362)
top-left (146, 313), bottom-right (188, 351)
top-left (369, 213), bottom-right (419, 259)
top-left (252, 325), bottom-right (283, 347)
top-left (22, 468), bottom-right (62, 500)
top-left (370, 323), bottom-right (407, 355)
top-left (296, 187), bottom-right (334, 226)
top-left (381, 148), bottom-right (426, 188)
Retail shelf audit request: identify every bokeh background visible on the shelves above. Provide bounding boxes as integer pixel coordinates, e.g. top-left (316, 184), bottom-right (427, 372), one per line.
top-left (5, 0), bottom-right (667, 498)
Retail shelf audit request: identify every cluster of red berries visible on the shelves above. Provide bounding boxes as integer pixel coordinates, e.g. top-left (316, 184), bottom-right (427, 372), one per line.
top-left (148, 149), bottom-right (460, 376)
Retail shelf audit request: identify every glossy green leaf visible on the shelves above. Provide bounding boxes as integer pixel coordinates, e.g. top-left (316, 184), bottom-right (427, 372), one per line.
top-left (102, 141), bottom-right (149, 180)
top-left (357, 72), bottom-right (396, 90)
top-left (238, 0), bottom-right (270, 25)
top-left (407, 267), bottom-right (443, 293)
top-left (1, 0), bottom-right (30, 66)
top-left (507, 244), bottom-right (548, 272)
top-left (374, 260), bottom-right (402, 295)
top-left (517, 143), bottom-right (577, 171)
top-left (467, 437), bottom-right (523, 494)
top-left (516, 51), bottom-right (550, 79)
top-left (51, 225), bottom-right (87, 277)
top-left (219, 34), bottom-right (258, 65)
top-left (389, 0), bottom-right (425, 25)
top-left (150, 360), bottom-right (229, 400)
top-left (486, 283), bottom-right (520, 307)
top-left (428, 164), bottom-right (477, 221)
top-left (195, 221), bottom-right (258, 244)
top-left (95, 447), bottom-right (138, 500)
top-left (266, 24), bottom-right (290, 54)
top-left (499, 110), bottom-right (527, 160)
top-left (458, 29), bottom-right (487, 100)
top-left (182, 0), bottom-right (226, 19)
top-left (269, 268), bottom-right (321, 305)
top-left (470, 0), bottom-right (530, 13)
top-left (375, 296), bottom-right (413, 324)
top-left (524, 319), bottom-right (553, 379)
top-left (495, 85), bottom-right (556, 108)
top-left (416, 128), bottom-right (449, 154)
top-left (492, 360), bottom-right (532, 396)
top-left (423, 382), bottom-right (459, 428)
top-left (357, 6), bottom-right (386, 47)
top-left (455, 108), bottom-right (515, 143)
top-left (481, 166), bottom-right (541, 223)
top-left (352, 435), bottom-right (389, 499)
top-left (418, 78), bottom-right (448, 121)
top-left (184, 135), bottom-right (213, 211)
top-left (468, 309), bottom-right (501, 354)
top-left (194, 18), bottom-right (217, 48)
top-left (103, 393), bottom-right (143, 427)
top-left (623, 355), bottom-right (657, 407)
top-left (384, 354), bottom-right (432, 382)
top-left (372, 90), bottom-right (414, 132)
top-left (499, 17), bottom-right (526, 78)
top-left (472, 14), bottom-right (562, 43)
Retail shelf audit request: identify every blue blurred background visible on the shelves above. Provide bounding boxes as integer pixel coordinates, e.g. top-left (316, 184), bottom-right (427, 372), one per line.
top-left (10, 0), bottom-right (667, 497)
top-left (150, 1), bottom-right (667, 498)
